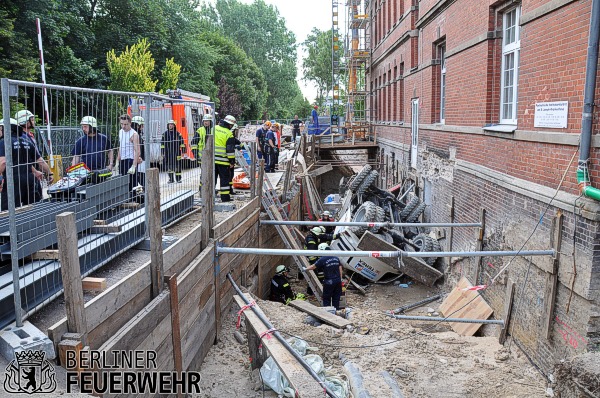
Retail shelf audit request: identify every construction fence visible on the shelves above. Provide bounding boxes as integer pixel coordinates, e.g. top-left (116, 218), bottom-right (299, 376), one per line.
top-left (0, 78), bottom-right (215, 329)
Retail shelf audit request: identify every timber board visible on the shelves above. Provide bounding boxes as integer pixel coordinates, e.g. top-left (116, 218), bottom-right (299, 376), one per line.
top-left (439, 277), bottom-right (494, 336)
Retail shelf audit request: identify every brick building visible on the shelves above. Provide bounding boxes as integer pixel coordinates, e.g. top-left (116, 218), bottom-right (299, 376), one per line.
top-left (365, 0), bottom-right (600, 374)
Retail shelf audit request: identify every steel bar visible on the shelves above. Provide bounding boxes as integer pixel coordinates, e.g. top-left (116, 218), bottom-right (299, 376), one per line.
top-left (387, 314), bottom-right (505, 325)
top-left (391, 294), bottom-right (442, 314)
top-left (6, 78), bottom-right (140, 96)
top-left (216, 246), bottom-right (555, 258)
top-left (260, 220), bottom-right (482, 228)
top-left (227, 274), bottom-right (340, 398)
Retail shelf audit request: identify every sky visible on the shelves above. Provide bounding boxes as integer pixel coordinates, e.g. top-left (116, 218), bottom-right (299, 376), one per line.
top-left (237, 0), bottom-right (334, 103)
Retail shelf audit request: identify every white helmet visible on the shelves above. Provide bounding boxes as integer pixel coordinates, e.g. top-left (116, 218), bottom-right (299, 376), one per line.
top-left (132, 116), bottom-right (145, 125)
top-left (80, 116), bottom-right (98, 128)
top-left (15, 110), bottom-right (34, 126)
top-left (167, 119), bottom-right (176, 125)
top-left (224, 115), bottom-right (236, 125)
top-left (310, 227), bottom-right (323, 235)
top-left (0, 118), bottom-right (18, 126)
top-left (318, 242), bottom-right (330, 250)
top-left (202, 114), bottom-right (212, 121)
top-left (319, 226), bottom-right (327, 233)
top-left (275, 265), bottom-right (287, 274)
top-left (322, 211), bottom-right (331, 217)
top-left (232, 123), bottom-right (238, 131)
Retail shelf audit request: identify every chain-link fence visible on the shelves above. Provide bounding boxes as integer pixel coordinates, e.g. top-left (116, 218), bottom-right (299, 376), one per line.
top-left (0, 79), bottom-right (215, 328)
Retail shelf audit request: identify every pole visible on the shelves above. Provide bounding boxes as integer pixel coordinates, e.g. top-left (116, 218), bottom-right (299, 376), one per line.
top-left (143, 94), bottom-right (152, 233)
top-left (57, 212), bottom-right (88, 345)
top-left (147, 168), bottom-right (164, 297)
top-left (259, 220), bottom-right (482, 228)
top-left (391, 294), bottom-right (441, 314)
top-left (2, 78), bottom-right (23, 327)
top-left (215, 246), bottom-right (555, 258)
top-left (250, 142), bottom-right (257, 199)
top-left (36, 18), bottom-right (54, 167)
top-left (387, 314), bottom-right (505, 325)
top-left (201, 135), bottom-right (214, 248)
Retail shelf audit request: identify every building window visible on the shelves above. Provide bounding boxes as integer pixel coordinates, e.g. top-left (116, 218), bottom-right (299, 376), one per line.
top-left (439, 43), bottom-right (446, 123)
top-left (500, 5), bottom-right (520, 124)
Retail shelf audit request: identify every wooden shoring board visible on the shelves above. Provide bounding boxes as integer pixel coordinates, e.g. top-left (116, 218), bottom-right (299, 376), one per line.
top-left (288, 300), bottom-right (352, 328)
top-left (213, 196), bottom-right (260, 239)
top-left (233, 294), bottom-right (324, 397)
top-left (439, 277), bottom-right (494, 336)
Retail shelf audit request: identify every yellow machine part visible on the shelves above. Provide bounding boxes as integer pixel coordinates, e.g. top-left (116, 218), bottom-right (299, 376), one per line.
top-left (49, 155), bottom-right (63, 182)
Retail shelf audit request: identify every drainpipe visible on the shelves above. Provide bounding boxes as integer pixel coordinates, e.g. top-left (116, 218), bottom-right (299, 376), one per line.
top-left (578, 0), bottom-right (600, 201)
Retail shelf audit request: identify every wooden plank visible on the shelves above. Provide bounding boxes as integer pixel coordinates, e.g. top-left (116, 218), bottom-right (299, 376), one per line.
top-left (233, 295), bottom-right (325, 397)
top-left (30, 249), bottom-right (60, 260)
top-left (165, 275), bottom-right (183, 394)
top-left (58, 340), bottom-right (83, 371)
top-left (57, 212), bottom-right (88, 346)
top-left (147, 168), bottom-right (164, 298)
top-left (93, 219), bottom-right (107, 225)
top-left (439, 277), bottom-right (494, 336)
top-left (182, 296), bottom-right (216, 370)
top-left (543, 211), bottom-right (563, 340)
top-left (499, 280), bottom-right (515, 344)
top-left (288, 300), bottom-right (353, 328)
top-left (89, 224), bottom-right (122, 234)
top-left (82, 277), bottom-right (107, 292)
top-left (213, 197), bottom-right (260, 239)
top-left (120, 202), bottom-right (141, 209)
top-left (201, 135), bottom-right (214, 247)
top-left (357, 231), bottom-right (443, 286)
top-left (308, 163), bottom-right (333, 177)
top-left (447, 196), bottom-right (455, 268)
top-left (474, 208), bottom-right (486, 285)
top-left (220, 210), bottom-right (259, 246)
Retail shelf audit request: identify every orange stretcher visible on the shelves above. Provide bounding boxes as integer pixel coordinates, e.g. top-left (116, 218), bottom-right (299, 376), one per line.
top-left (232, 172), bottom-right (251, 189)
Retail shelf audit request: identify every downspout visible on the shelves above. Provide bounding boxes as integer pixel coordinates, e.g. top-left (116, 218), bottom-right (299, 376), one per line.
top-left (578, 0), bottom-right (600, 201)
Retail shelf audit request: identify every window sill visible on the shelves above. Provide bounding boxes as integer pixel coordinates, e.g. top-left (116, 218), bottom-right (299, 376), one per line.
top-left (483, 124), bottom-right (517, 133)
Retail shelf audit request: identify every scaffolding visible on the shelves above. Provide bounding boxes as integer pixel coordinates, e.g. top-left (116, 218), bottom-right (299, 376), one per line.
top-left (344, 0), bottom-right (371, 143)
top-left (332, 0), bottom-right (342, 128)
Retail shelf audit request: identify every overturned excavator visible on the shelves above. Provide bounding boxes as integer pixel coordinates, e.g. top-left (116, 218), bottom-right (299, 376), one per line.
top-left (332, 165), bottom-right (444, 287)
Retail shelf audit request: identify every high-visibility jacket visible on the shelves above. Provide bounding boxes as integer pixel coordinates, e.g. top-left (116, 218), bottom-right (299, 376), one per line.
top-left (192, 126), bottom-right (209, 160)
top-left (214, 125), bottom-right (235, 166)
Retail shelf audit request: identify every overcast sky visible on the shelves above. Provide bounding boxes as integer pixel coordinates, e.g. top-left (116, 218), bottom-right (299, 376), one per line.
top-left (237, 0), bottom-right (333, 103)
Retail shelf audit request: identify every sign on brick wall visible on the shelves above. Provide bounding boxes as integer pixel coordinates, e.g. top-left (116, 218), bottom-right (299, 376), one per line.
top-left (534, 101), bottom-right (569, 128)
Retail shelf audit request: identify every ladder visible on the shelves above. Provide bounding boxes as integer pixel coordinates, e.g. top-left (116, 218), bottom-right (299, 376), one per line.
top-left (235, 149), bottom-right (323, 302)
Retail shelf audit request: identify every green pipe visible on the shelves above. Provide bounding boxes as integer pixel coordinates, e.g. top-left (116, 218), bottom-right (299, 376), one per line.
top-left (578, 168), bottom-right (600, 201)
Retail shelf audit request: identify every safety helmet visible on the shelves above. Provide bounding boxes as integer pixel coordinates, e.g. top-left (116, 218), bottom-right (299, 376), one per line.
top-left (202, 114), bottom-right (212, 121)
top-left (322, 211), bottom-right (331, 217)
top-left (310, 227), bottom-right (323, 235)
top-left (275, 265), bottom-right (287, 274)
top-left (132, 116), bottom-right (145, 125)
top-left (224, 115), bottom-right (236, 125)
top-left (264, 121), bottom-right (272, 127)
top-left (15, 110), bottom-right (34, 126)
top-left (232, 123), bottom-right (238, 131)
top-left (167, 119), bottom-right (176, 125)
top-left (318, 242), bottom-right (330, 250)
top-left (0, 118), bottom-right (18, 126)
top-left (80, 116), bottom-right (98, 128)
top-left (319, 226), bottom-right (327, 233)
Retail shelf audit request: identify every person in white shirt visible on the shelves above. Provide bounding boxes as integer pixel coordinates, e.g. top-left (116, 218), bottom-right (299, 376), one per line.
top-left (116, 114), bottom-right (141, 199)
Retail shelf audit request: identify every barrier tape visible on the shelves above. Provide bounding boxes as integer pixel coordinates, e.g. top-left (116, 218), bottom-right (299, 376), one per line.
top-left (236, 301), bottom-right (256, 329)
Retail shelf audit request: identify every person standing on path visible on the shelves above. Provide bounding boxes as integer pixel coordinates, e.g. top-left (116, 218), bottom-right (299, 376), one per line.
top-left (116, 114), bottom-right (141, 197)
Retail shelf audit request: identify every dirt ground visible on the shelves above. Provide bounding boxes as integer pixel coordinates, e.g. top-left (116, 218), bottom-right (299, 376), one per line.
top-left (198, 280), bottom-right (550, 398)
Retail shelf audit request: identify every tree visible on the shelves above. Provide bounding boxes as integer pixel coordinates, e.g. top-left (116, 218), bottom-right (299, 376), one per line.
top-left (160, 58), bottom-right (181, 93)
top-left (216, 77), bottom-right (242, 118)
top-left (106, 38), bottom-right (157, 92)
top-left (302, 28), bottom-right (342, 107)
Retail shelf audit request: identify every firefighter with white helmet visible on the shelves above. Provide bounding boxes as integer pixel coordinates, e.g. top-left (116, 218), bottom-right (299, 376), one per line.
top-left (305, 242), bottom-right (345, 310)
top-left (192, 113), bottom-right (212, 167)
top-left (270, 265), bottom-right (306, 305)
top-left (72, 116), bottom-right (114, 171)
top-left (0, 118), bottom-right (17, 139)
top-left (214, 115), bottom-right (237, 202)
top-left (161, 119), bottom-right (184, 183)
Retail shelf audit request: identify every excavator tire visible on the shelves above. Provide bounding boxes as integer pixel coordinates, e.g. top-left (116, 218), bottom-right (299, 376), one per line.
top-left (357, 170), bottom-right (379, 196)
top-left (406, 202), bottom-right (427, 223)
top-left (412, 233), bottom-right (439, 265)
top-left (349, 165), bottom-right (372, 192)
top-left (388, 229), bottom-right (405, 247)
top-left (399, 194), bottom-right (420, 221)
top-left (429, 238), bottom-right (442, 266)
top-left (377, 231), bottom-right (394, 244)
top-left (351, 201), bottom-right (379, 237)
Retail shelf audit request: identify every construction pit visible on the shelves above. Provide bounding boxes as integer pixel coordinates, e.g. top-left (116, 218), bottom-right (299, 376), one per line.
top-left (1, 134), bottom-right (596, 398)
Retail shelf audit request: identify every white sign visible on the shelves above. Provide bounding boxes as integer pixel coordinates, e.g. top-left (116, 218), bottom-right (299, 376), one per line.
top-left (534, 101), bottom-right (569, 128)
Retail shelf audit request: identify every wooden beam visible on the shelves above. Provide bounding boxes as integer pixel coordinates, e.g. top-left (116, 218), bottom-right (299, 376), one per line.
top-left (120, 202), bottom-right (141, 209)
top-left (147, 168), bottom-right (164, 298)
top-left (165, 274), bottom-right (183, 398)
top-left (233, 295), bottom-right (325, 397)
top-left (474, 208), bottom-right (486, 285)
top-left (57, 212), bottom-right (88, 346)
top-left (499, 279), bottom-right (515, 344)
top-left (288, 300), bottom-right (352, 328)
top-left (250, 142), bottom-right (257, 199)
top-left (213, 197), bottom-right (260, 239)
top-left (31, 249), bottom-right (60, 260)
top-left (201, 135), bottom-right (215, 248)
top-left (308, 164), bottom-right (333, 178)
top-left (446, 196), bottom-right (455, 268)
top-left (82, 277), bottom-right (107, 292)
top-left (58, 339), bottom-right (83, 372)
top-left (89, 224), bottom-right (122, 234)
top-left (543, 211), bottom-right (563, 340)
top-left (93, 220), bottom-right (107, 225)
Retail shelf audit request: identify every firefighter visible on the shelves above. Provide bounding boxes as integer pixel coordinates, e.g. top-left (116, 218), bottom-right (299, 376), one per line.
top-left (318, 210), bottom-right (335, 234)
top-left (161, 120), bottom-right (184, 183)
top-left (215, 115), bottom-right (237, 202)
top-left (0, 118), bottom-right (18, 139)
top-left (15, 110), bottom-right (50, 201)
top-left (72, 116), bottom-right (114, 171)
top-left (192, 114), bottom-right (212, 166)
top-left (255, 121), bottom-right (271, 160)
top-left (0, 118), bottom-right (51, 210)
top-left (270, 265), bottom-right (306, 305)
top-left (304, 243), bottom-right (344, 310)
top-left (264, 124), bottom-right (277, 173)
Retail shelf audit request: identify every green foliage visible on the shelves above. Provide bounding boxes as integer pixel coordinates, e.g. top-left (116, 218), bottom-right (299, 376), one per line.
top-left (160, 58), bottom-right (181, 93)
top-left (302, 28), bottom-right (341, 106)
top-left (106, 38), bottom-right (158, 92)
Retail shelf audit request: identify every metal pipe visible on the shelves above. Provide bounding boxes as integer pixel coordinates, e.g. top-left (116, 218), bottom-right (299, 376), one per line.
top-left (340, 354), bottom-right (372, 398)
top-left (387, 314), bottom-right (505, 325)
top-left (5, 78), bottom-right (140, 96)
top-left (391, 294), bottom-right (441, 314)
top-left (260, 220), bottom-right (482, 228)
top-left (226, 273), bottom-right (340, 398)
top-left (578, 0), bottom-right (600, 201)
top-left (216, 246), bottom-right (555, 258)
top-left (2, 79), bottom-right (23, 327)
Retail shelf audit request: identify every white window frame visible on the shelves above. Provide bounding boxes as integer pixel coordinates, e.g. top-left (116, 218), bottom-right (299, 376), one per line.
top-left (500, 5), bottom-right (521, 125)
top-left (439, 44), bottom-right (446, 124)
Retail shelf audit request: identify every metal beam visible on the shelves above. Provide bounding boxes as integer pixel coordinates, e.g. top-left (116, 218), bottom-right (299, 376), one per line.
top-left (387, 314), bottom-right (505, 325)
top-left (216, 246), bottom-right (555, 258)
top-left (259, 220), bottom-right (482, 228)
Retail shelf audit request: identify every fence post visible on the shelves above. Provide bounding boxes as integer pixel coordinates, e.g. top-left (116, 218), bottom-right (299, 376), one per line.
top-left (57, 212), bottom-right (87, 345)
top-left (2, 78), bottom-right (23, 327)
top-left (201, 135), bottom-right (214, 248)
top-left (250, 142), bottom-right (257, 199)
top-left (143, 93), bottom-right (152, 236)
top-left (147, 168), bottom-right (164, 297)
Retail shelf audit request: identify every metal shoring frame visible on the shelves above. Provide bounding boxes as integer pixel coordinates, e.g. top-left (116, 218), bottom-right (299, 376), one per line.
top-left (216, 247), bottom-right (555, 258)
top-left (260, 220), bottom-right (482, 228)
top-left (2, 78), bottom-right (23, 327)
top-left (386, 314), bottom-right (505, 325)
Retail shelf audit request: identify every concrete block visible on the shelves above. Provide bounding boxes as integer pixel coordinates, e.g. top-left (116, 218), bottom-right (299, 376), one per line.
top-left (215, 203), bottom-right (236, 212)
top-left (0, 321), bottom-right (56, 361)
top-left (135, 235), bottom-right (179, 251)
